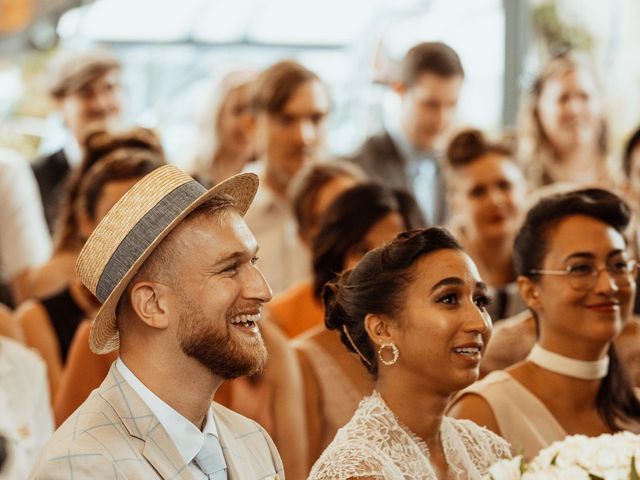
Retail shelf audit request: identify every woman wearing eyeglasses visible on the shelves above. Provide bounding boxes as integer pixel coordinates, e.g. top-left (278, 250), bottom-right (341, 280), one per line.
top-left (448, 188), bottom-right (640, 460)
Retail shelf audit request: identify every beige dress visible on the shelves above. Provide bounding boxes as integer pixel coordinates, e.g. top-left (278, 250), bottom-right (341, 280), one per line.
top-left (295, 336), bottom-right (371, 447)
top-left (294, 327), bottom-right (374, 464)
top-left (454, 370), bottom-right (567, 460)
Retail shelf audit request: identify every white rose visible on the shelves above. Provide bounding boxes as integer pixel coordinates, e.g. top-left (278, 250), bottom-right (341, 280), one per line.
top-left (487, 456), bottom-right (523, 480)
top-left (523, 465), bottom-right (590, 480)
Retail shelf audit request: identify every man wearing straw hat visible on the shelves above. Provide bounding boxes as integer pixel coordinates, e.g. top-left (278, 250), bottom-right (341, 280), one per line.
top-left (30, 166), bottom-right (283, 479)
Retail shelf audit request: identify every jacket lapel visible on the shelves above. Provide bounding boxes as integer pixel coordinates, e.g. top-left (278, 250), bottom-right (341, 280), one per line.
top-left (142, 421), bottom-right (195, 480)
top-left (214, 411), bottom-right (253, 480)
top-left (98, 364), bottom-right (195, 480)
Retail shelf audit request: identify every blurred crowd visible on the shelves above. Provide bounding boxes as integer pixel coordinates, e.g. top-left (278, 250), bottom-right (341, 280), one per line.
top-left (2, 39), bottom-right (640, 479)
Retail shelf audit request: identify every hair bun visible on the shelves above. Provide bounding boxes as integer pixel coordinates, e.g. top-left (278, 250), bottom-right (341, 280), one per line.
top-left (322, 269), bottom-right (352, 332)
top-left (446, 129), bottom-right (487, 167)
top-left (82, 127), bottom-right (163, 173)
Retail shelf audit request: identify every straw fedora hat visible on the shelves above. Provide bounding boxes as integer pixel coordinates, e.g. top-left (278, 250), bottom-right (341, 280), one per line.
top-left (76, 165), bottom-right (259, 354)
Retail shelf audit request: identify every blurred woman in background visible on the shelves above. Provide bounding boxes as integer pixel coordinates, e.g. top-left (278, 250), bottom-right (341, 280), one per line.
top-left (268, 159), bottom-right (365, 338)
top-left (26, 128), bottom-right (164, 299)
top-left (445, 129), bottom-right (527, 322)
top-left (517, 52), bottom-right (617, 188)
top-left (190, 70), bottom-right (256, 184)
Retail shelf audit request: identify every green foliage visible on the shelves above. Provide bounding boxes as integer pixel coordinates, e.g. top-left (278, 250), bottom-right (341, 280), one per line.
top-left (532, 2), bottom-right (594, 56)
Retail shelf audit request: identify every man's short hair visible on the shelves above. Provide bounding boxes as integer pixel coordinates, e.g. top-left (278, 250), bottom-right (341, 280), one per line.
top-left (399, 42), bottom-right (464, 86)
top-left (47, 48), bottom-right (121, 99)
top-left (250, 60), bottom-right (320, 114)
top-left (115, 195), bottom-right (235, 320)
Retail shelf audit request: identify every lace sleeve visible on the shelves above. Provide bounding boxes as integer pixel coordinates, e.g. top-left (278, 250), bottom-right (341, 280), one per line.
top-left (444, 417), bottom-right (512, 476)
top-left (308, 442), bottom-right (392, 480)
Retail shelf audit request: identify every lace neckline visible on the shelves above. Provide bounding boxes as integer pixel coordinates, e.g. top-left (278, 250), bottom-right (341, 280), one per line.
top-left (369, 390), bottom-right (434, 459)
top-left (307, 388), bottom-right (512, 480)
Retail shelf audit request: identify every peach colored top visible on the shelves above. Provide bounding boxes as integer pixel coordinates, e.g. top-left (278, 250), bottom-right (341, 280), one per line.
top-left (454, 370), bottom-right (566, 460)
top-left (268, 281), bottom-right (324, 339)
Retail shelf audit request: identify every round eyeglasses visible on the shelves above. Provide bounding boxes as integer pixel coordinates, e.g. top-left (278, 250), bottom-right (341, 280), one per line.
top-left (529, 260), bottom-right (638, 292)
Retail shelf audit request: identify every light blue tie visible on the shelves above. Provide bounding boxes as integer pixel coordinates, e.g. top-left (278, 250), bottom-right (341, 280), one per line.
top-left (194, 433), bottom-right (227, 480)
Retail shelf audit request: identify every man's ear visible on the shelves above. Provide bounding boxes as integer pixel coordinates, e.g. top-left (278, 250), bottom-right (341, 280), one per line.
top-left (518, 275), bottom-right (542, 312)
top-left (128, 281), bottom-right (172, 330)
top-left (364, 313), bottom-right (394, 347)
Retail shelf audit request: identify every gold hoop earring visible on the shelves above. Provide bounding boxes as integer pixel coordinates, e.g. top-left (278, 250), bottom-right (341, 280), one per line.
top-left (378, 342), bottom-right (399, 366)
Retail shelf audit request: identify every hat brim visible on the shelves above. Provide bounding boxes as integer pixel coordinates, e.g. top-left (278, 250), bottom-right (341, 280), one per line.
top-left (89, 172), bottom-right (259, 354)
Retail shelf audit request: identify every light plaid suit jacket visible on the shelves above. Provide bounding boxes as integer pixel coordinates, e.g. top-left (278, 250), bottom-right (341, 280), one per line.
top-left (29, 364), bottom-right (284, 479)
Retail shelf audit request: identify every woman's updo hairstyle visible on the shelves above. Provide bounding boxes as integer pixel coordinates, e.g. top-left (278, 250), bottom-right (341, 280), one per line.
top-left (513, 187), bottom-right (639, 431)
top-left (323, 227), bottom-right (462, 376)
top-left (445, 128), bottom-right (512, 170)
top-left (514, 188), bottom-right (631, 278)
top-left (53, 127), bottom-right (165, 253)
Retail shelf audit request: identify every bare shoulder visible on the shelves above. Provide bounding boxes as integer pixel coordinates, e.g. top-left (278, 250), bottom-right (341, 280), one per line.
top-left (15, 299), bottom-right (50, 330)
top-left (447, 392), bottom-right (501, 436)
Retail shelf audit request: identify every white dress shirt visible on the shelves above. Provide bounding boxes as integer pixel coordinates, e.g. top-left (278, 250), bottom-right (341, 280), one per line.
top-left (242, 161), bottom-right (310, 295)
top-left (0, 149), bottom-right (52, 282)
top-left (115, 358), bottom-right (221, 479)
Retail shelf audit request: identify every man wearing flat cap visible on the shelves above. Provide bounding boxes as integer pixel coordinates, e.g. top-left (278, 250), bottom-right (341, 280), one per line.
top-left (30, 166), bottom-right (284, 479)
top-left (33, 48), bottom-right (124, 231)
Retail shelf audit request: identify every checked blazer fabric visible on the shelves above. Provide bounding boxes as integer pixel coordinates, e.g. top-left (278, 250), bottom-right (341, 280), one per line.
top-left (29, 364), bottom-right (284, 479)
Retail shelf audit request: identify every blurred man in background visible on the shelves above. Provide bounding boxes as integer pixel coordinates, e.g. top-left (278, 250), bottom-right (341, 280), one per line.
top-left (351, 41), bottom-right (464, 225)
top-left (33, 48), bottom-right (124, 231)
top-left (244, 60), bottom-right (330, 294)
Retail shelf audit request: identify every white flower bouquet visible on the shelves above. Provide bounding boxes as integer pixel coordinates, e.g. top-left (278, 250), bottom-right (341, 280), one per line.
top-left (487, 432), bottom-right (640, 480)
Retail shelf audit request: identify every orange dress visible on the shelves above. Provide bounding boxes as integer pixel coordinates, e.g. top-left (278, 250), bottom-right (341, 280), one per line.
top-left (268, 281), bottom-right (324, 338)
top-left (54, 320), bottom-right (116, 425)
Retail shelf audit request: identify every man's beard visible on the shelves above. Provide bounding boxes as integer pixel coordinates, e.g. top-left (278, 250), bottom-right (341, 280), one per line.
top-left (177, 296), bottom-right (268, 380)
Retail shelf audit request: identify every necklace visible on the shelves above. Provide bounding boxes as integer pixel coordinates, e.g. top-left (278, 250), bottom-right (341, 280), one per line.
top-left (526, 343), bottom-right (609, 380)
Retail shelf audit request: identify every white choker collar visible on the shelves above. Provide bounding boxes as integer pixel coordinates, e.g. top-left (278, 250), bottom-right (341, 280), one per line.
top-left (526, 344), bottom-right (609, 380)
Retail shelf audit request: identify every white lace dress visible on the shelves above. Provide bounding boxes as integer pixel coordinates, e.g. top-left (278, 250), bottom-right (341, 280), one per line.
top-left (308, 391), bottom-right (511, 480)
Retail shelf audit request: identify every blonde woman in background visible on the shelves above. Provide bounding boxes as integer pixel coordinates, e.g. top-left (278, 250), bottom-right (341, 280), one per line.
top-left (517, 52), bottom-right (618, 188)
top-left (191, 70), bottom-right (256, 184)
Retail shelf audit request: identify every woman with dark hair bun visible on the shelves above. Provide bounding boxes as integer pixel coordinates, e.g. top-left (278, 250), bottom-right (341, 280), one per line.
top-left (295, 183), bottom-right (426, 467)
top-left (449, 188), bottom-right (640, 460)
top-left (445, 128), bottom-right (527, 322)
top-left (308, 228), bottom-right (510, 479)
